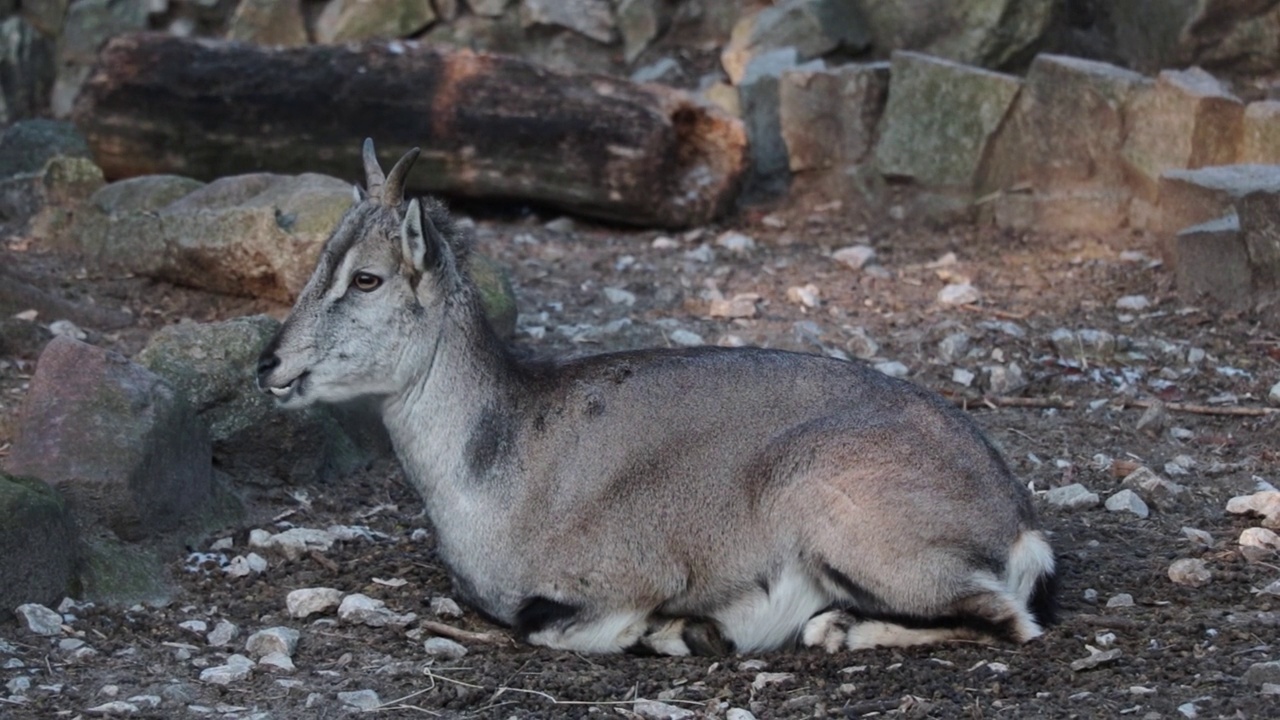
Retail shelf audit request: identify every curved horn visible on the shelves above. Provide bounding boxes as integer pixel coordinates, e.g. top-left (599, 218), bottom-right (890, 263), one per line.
top-left (362, 138), bottom-right (386, 196)
top-left (383, 147), bottom-right (421, 207)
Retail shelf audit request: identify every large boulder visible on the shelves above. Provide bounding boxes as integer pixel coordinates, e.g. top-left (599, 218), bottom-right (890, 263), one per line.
top-left (1156, 164), bottom-right (1280, 237)
top-left (0, 120), bottom-right (104, 243)
top-left (721, 0), bottom-right (869, 84)
top-left (0, 16), bottom-right (56, 124)
top-left (0, 472), bottom-right (78, 620)
top-left (135, 315), bottom-right (381, 487)
top-left (1105, 0), bottom-right (1280, 75)
top-left (978, 55), bottom-right (1149, 232)
top-left (226, 0), bottom-right (309, 46)
top-left (6, 336), bottom-right (213, 541)
top-left (859, 0), bottom-right (1056, 69)
top-left (52, 0), bottom-right (150, 117)
top-left (874, 51), bottom-right (1021, 193)
top-left (779, 62), bottom-right (889, 174)
top-left (315, 0), bottom-right (438, 44)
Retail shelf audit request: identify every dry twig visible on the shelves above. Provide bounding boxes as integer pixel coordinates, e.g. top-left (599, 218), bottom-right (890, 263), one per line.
top-left (420, 620), bottom-right (511, 646)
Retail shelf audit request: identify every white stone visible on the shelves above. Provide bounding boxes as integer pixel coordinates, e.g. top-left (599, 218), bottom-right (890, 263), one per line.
top-left (1069, 648), bottom-right (1122, 671)
top-left (651, 236), bottom-right (678, 250)
top-left (257, 651), bottom-right (296, 673)
top-left (634, 699), bottom-right (695, 720)
top-left (786, 284), bottom-right (820, 308)
top-left (58, 638), bottom-right (85, 651)
top-left (338, 594), bottom-right (415, 628)
top-left (338, 689), bottom-right (382, 711)
top-left (708, 294), bottom-right (761, 320)
top-left (429, 597), bottom-right (463, 619)
top-left (247, 529), bottom-right (273, 547)
top-left (6, 676), bottom-right (30, 694)
top-left (832, 245), bottom-right (876, 270)
top-left (1046, 484), bottom-right (1100, 510)
top-left (259, 528), bottom-right (338, 560)
top-left (985, 363), bottom-right (1024, 395)
top-left (1106, 593), bottom-right (1134, 608)
top-left (715, 231), bottom-right (755, 253)
top-left (751, 672), bottom-right (794, 690)
top-left (209, 537), bottom-right (234, 551)
top-left (286, 588), bottom-right (344, 619)
top-left (1270, 380), bottom-right (1280, 405)
top-left (873, 361), bottom-right (908, 379)
top-left (952, 368), bottom-right (975, 387)
top-left (1105, 489), bottom-right (1150, 518)
top-left (1115, 295), bottom-right (1152, 311)
top-left (1181, 527), bottom-right (1214, 547)
top-left (937, 283), bottom-right (980, 306)
top-left (1258, 578), bottom-right (1280, 596)
top-left (603, 287), bottom-right (636, 306)
top-left (126, 695), bottom-right (160, 708)
top-left (15, 604), bottom-right (64, 636)
top-left (85, 701), bottom-right (139, 715)
top-left (245, 627), bottom-right (299, 659)
top-left (224, 556), bottom-right (253, 578)
top-left (1239, 527), bottom-right (1280, 562)
top-left (179, 620), bottom-right (207, 634)
top-left (422, 637), bottom-right (468, 660)
top-left (1227, 490), bottom-right (1280, 528)
top-left (669, 329), bottom-right (705, 347)
top-left (937, 332), bottom-right (971, 363)
top-left (207, 620), bottom-right (239, 647)
top-left (199, 654), bottom-right (253, 685)
top-left (726, 709), bottom-right (758, 720)
top-left (1168, 558), bottom-right (1212, 587)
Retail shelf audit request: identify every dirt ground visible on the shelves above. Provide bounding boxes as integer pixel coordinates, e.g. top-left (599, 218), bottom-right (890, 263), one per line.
top-left (1, 189), bottom-right (1279, 719)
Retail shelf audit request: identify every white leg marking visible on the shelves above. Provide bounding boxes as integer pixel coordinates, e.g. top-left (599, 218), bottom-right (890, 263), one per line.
top-left (844, 621), bottom-right (972, 650)
top-left (525, 611), bottom-right (647, 654)
top-left (641, 619), bottom-right (692, 656)
top-left (714, 563), bottom-right (832, 653)
top-left (801, 610), bottom-right (851, 654)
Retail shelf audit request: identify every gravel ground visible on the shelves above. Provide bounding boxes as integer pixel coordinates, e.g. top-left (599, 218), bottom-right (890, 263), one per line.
top-left (2, 195), bottom-right (1279, 719)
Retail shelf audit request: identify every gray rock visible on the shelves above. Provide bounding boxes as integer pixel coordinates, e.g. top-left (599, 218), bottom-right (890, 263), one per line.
top-left (1107, 0), bottom-right (1280, 75)
top-left (1121, 467), bottom-right (1187, 510)
top-left (739, 48), bottom-right (824, 198)
top-left (422, 636), bottom-right (468, 659)
top-left (136, 315), bottom-right (378, 487)
top-left (874, 52), bottom-right (1021, 193)
top-left (1270, 380), bottom-right (1280, 406)
top-left (616, 0), bottom-right (663, 63)
top-left (937, 332), bottom-right (970, 363)
top-left (0, 17), bottom-right (55, 125)
top-left (1046, 483), bottom-right (1100, 511)
top-left (315, 0), bottom-right (436, 44)
top-left (938, 283), bottom-right (981, 306)
top-left (0, 473), bottom-right (77, 620)
top-left (779, 62), bottom-right (889, 173)
top-left (1048, 328), bottom-right (1119, 363)
top-left (1070, 647), bottom-right (1123, 672)
top-left (1105, 489), bottom-right (1150, 519)
top-left (669, 329), bottom-right (705, 348)
top-left (15, 603), bottom-right (63, 635)
top-left (257, 651), bottom-right (295, 673)
top-left (227, 0), bottom-right (309, 46)
top-left (873, 360), bottom-right (908, 378)
top-left (984, 363), bottom-right (1023, 396)
top-left (7, 337), bottom-right (212, 541)
top-left (1243, 660), bottom-right (1280, 686)
top-left (1243, 101), bottom-right (1280, 164)
top-left (1176, 214), bottom-right (1254, 309)
top-left (338, 689), bottom-right (382, 711)
top-left (338, 593), bottom-right (415, 628)
top-left (54, 0), bottom-right (149, 117)
top-left (1236, 186), bottom-right (1280, 296)
top-left (1106, 593), bottom-right (1135, 608)
top-left (0, 120), bottom-right (90, 180)
top-left (633, 699), bottom-right (695, 720)
top-left (831, 244), bottom-right (877, 270)
top-left (0, 120), bottom-right (102, 242)
top-left (979, 55), bottom-right (1148, 232)
top-left (860, 0), bottom-right (1056, 69)
top-left (520, 0), bottom-right (615, 44)
top-left (464, 0), bottom-right (508, 16)
top-left (286, 587), bottom-right (344, 618)
top-left (722, 0), bottom-right (869, 84)
top-left (245, 627), bottom-right (299, 658)
top-left (199, 654), bottom-right (254, 685)
top-left (207, 620), bottom-right (240, 647)
top-left (430, 596), bottom-right (464, 618)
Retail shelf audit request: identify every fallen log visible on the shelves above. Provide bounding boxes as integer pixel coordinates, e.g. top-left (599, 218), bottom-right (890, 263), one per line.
top-left (72, 34), bottom-right (748, 229)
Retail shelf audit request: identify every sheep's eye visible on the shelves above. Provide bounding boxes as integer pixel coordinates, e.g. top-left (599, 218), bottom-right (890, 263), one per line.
top-left (352, 272), bottom-right (382, 292)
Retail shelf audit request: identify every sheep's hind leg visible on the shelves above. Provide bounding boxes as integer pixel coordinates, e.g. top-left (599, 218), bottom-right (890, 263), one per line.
top-left (628, 617), bottom-right (733, 656)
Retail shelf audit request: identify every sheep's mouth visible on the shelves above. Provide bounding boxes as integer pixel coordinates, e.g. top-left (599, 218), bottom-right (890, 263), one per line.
top-left (265, 371), bottom-right (309, 401)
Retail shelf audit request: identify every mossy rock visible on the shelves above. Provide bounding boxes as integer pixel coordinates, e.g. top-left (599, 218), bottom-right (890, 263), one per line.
top-left (0, 472), bottom-right (78, 618)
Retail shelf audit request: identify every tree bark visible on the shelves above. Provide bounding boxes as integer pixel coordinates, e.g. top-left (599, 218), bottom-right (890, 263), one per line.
top-left (72, 34), bottom-right (748, 228)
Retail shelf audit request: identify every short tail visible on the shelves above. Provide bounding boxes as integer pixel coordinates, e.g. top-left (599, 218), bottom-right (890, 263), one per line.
top-left (1006, 530), bottom-right (1058, 630)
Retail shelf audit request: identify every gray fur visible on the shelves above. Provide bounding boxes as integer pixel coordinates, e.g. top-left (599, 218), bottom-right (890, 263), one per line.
top-left (257, 140), bottom-right (1056, 655)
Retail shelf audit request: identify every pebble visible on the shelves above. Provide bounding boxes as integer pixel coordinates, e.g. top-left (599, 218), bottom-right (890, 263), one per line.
top-left (844, 327), bottom-right (878, 360)
top-left (937, 283), bottom-right (980, 306)
top-left (209, 537), bottom-right (234, 551)
top-left (245, 627), bottom-right (300, 658)
top-left (1115, 295), bottom-right (1152, 311)
top-left (668, 329), bottom-right (705, 348)
top-left (1105, 490), bottom-right (1150, 519)
top-left (49, 319), bottom-right (87, 340)
top-left (1069, 648), bottom-right (1123, 671)
top-left (338, 594), bottom-right (416, 628)
top-left (286, 587), bottom-right (344, 618)
top-left (1106, 593), bottom-right (1135, 608)
top-left (1181, 527), bottom-right (1214, 548)
top-left (207, 620), bottom-right (239, 647)
top-left (786, 284), bottom-right (820, 308)
top-left (199, 654), bottom-right (254, 685)
top-left (1238, 527), bottom-right (1280, 562)
top-left (727, 709), bottom-right (757, 720)
top-left (15, 603), bottom-right (64, 636)
top-left (85, 701), bottom-right (138, 715)
top-left (422, 637), bottom-right (468, 660)
top-left (1227, 490), bottom-right (1280, 528)
top-left (224, 553), bottom-right (268, 577)
top-left (751, 672), bottom-right (794, 690)
top-left (936, 333), bottom-right (970, 363)
top-left (952, 368), bottom-right (975, 387)
top-left (985, 363), bottom-right (1024, 395)
top-left (1260, 578), bottom-right (1280, 596)
top-left (1046, 484), bottom-right (1101, 511)
top-left (633, 699), bottom-right (694, 720)
top-left (715, 231), bottom-right (755, 253)
top-left (1244, 661), bottom-right (1280, 685)
top-left (1168, 558), bottom-right (1212, 587)
top-left (1083, 588), bottom-right (1098, 604)
top-left (708, 294), bottom-right (760, 319)
top-left (430, 597), bottom-right (464, 618)
top-left (738, 659), bottom-right (768, 671)
top-left (873, 361), bottom-right (908, 379)
top-left (603, 287), bottom-right (636, 306)
top-left (1269, 380), bottom-right (1280, 406)
top-left (179, 620), bottom-right (208, 634)
top-left (1177, 702), bottom-right (1198, 718)
top-left (58, 638), bottom-right (86, 652)
top-left (651, 236), bottom-right (678, 250)
top-left (6, 676), bottom-right (29, 694)
top-left (832, 245), bottom-right (876, 270)
top-left (684, 244), bottom-right (714, 263)
top-left (257, 651), bottom-right (296, 673)
top-left (337, 689), bottom-right (382, 711)
top-left (251, 527), bottom-right (338, 560)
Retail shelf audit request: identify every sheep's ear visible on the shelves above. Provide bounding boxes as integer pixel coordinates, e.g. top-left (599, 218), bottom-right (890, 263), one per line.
top-left (401, 198), bottom-right (429, 274)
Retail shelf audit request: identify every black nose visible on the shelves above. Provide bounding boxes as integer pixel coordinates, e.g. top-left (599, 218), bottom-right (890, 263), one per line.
top-left (257, 353), bottom-right (281, 383)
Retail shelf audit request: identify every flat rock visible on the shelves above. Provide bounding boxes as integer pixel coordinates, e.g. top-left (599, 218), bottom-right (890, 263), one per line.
top-left (520, 0), bottom-right (615, 43)
top-left (338, 593), bottom-right (415, 628)
top-left (831, 244), bottom-right (877, 270)
top-left (7, 337), bottom-right (212, 540)
top-left (429, 597), bottom-right (463, 619)
top-left (15, 603), bottom-right (63, 635)
top-left (0, 473), bottom-right (77, 620)
top-left (338, 689), bottom-right (382, 711)
top-left (286, 587), bottom-right (344, 618)
top-left (1175, 214), bottom-right (1252, 308)
top-left (1070, 648), bottom-right (1123, 672)
top-left (937, 283), bottom-right (980, 306)
top-left (422, 636), bottom-right (468, 659)
top-left (1105, 489), bottom-right (1150, 518)
top-left (1158, 164), bottom-right (1280, 241)
top-left (633, 699), bottom-right (695, 720)
top-left (1046, 483), bottom-right (1100, 511)
top-left (1167, 558), bottom-right (1211, 587)
top-left (245, 627), bottom-right (299, 659)
top-left (207, 620), bottom-right (240, 647)
top-left (1243, 661), bottom-right (1280, 686)
top-left (227, 0), bottom-right (309, 46)
top-left (257, 651), bottom-right (295, 673)
top-left (721, 0), bottom-right (869, 84)
top-left (875, 52), bottom-right (1021, 192)
top-left (199, 654), bottom-right (254, 685)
